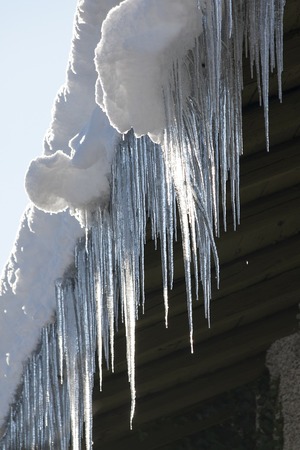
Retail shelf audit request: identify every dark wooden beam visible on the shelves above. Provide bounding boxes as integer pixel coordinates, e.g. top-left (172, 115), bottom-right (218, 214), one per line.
top-left (101, 405), bottom-right (236, 450)
top-left (240, 137), bottom-right (300, 205)
top-left (283, 0), bottom-right (300, 34)
top-left (93, 298), bottom-right (298, 447)
top-left (93, 304), bottom-right (297, 433)
top-left (243, 87), bottom-right (300, 155)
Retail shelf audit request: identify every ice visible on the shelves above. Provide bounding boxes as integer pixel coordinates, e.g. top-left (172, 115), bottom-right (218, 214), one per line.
top-left (0, 207), bottom-right (82, 431)
top-left (244, 0), bottom-right (286, 151)
top-left (0, 323), bottom-right (71, 449)
top-left (0, 0), bottom-right (286, 447)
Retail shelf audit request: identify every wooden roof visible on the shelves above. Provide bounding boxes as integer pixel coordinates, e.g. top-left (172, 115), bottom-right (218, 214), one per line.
top-left (91, 1), bottom-right (300, 447)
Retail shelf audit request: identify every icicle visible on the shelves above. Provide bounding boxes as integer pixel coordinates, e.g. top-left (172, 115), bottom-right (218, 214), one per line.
top-left (244, 0), bottom-right (285, 151)
top-left (0, 318), bottom-right (72, 449)
top-left (61, 280), bottom-right (81, 450)
top-left (277, 0), bottom-right (286, 103)
top-left (0, 1), bottom-right (286, 447)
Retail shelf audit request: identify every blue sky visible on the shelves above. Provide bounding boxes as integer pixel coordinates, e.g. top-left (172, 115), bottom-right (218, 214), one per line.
top-left (0, 0), bottom-right (78, 271)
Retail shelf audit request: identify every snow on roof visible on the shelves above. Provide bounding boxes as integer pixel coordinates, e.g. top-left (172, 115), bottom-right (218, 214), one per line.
top-left (0, 0), bottom-right (286, 445)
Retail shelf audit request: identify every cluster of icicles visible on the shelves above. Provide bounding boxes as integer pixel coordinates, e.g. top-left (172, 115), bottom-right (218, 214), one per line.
top-left (1, 0), bottom-right (285, 448)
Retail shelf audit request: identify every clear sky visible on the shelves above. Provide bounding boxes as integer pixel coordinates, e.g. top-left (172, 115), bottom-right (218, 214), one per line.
top-left (0, 0), bottom-right (78, 271)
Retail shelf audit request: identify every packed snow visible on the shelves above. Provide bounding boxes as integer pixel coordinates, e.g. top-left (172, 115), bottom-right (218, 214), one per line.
top-left (44, 0), bottom-right (122, 156)
top-left (26, 106), bottom-right (118, 214)
top-left (95, 0), bottom-right (207, 143)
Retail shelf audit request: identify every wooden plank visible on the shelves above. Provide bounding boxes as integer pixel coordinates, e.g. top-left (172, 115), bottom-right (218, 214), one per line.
top-left (215, 235), bottom-right (300, 299)
top-left (95, 354), bottom-right (267, 447)
top-left (93, 305), bottom-right (298, 425)
top-left (217, 186), bottom-right (300, 264)
top-left (283, 0), bottom-right (300, 34)
top-left (94, 297), bottom-right (298, 446)
top-left (282, 30), bottom-right (300, 93)
top-left (102, 406), bottom-right (235, 450)
top-left (243, 87), bottom-right (300, 155)
top-left (106, 266), bottom-right (300, 378)
top-left (240, 137), bottom-right (300, 205)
